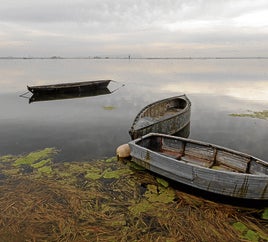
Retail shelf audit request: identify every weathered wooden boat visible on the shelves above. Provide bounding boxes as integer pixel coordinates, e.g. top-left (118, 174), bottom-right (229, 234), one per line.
top-left (129, 95), bottom-right (191, 139)
top-left (29, 87), bottom-right (111, 103)
top-left (129, 133), bottom-right (268, 200)
top-left (27, 80), bottom-right (111, 94)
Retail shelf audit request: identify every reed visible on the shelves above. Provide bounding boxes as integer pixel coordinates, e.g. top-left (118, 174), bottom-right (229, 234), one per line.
top-left (0, 150), bottom-right (267, 241)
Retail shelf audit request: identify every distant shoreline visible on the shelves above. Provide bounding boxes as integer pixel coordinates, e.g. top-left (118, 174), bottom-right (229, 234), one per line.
top-left (0, 56), bottom-right (268, 60)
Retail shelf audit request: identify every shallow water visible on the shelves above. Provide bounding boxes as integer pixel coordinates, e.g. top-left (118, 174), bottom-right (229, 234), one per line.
top-left (0, 58), bottom-right (268, 161)
top-left (1, 59), bottom-right (268, 241)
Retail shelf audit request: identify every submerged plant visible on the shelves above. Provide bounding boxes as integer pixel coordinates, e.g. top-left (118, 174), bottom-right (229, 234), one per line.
top-left (0, 150), bottom-right (267, 241)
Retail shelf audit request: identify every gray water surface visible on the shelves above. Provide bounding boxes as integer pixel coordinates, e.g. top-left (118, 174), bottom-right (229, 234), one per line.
top-left (0, 59), bottom-right (267, 161)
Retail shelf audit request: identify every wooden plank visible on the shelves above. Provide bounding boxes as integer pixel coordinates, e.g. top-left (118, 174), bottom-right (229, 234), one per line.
top-left (184, 142), bottom-right (215, 161)
top-left (181, 155), bottom-right (213, 168)
top-left (216, 150), bottom-right (250, 173)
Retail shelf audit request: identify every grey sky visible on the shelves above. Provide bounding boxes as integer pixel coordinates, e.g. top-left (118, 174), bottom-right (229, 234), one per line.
top-left (0, 0), bottom-right (267, 57)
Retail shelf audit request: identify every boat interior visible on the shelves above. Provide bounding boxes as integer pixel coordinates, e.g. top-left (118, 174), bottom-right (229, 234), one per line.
top-left (134, 98), bottom-right (188, 130)
top-left (137, 135), bottom-right (268, 175)
top-left (141, 98), bottom-right (187, 120)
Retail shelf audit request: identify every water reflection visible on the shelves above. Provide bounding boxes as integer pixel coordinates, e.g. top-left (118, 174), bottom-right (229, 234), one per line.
top-left (29, 88), bottom-right (111, 103)
top-left (0, 59), bottom-right (267, 162)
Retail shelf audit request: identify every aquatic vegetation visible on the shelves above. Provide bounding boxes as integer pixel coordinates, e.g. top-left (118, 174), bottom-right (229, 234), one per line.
top-left (14, 148), bottom-right (58, 167)
top-left (104, 157), bottom-right (117, 163)
top-left (103, 105), bottom-right (116, 110)
top-left (233, 221), bottom-right (248, 233)
top-left (262, 208), bottom-right (268, 220)
top-left (0, 155), bottom-right (16, 163)
top-left (156, 177), bottom-right (169, 188)
top-left (0, 150), bottom-right (267, 241)
top-left (102, 168), bottom-right (133, 179)
top-left (230, 110), bottom-right (268, 120)
top-left (232, 221), bottom-right (268, 241)
top-left (145, 184), bottom-right (175, 203)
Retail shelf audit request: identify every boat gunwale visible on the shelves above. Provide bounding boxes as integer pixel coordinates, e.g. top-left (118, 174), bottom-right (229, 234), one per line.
top-left (130, 94), bottom-right (191, 133)
top-left (129, 133), bottom-right (268, 176)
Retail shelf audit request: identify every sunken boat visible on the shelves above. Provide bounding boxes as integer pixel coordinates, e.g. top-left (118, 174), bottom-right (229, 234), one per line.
top-left (129, 95), bottom-right (191, 139)
top-left (129, 133), bottom-right (268, 200)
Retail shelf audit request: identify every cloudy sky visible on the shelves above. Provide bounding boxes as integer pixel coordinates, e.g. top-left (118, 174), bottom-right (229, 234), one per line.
top-left (0, 0), bottom-right (268, 57)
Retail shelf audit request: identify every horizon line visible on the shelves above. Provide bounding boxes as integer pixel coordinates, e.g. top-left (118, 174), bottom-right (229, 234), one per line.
top-left (0, 56), bottom-right (268, 60)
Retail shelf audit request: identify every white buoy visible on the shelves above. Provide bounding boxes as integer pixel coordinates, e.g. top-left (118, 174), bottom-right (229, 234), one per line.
top-left (116, 144), bottom-right (131, 159)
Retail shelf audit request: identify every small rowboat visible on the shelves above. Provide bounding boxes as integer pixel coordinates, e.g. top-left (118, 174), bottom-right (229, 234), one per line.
top-left (129, 133), bottom-right (268, 200)
top-left (129, 95), bottom-right (191, 139)
top-left (29, 87), bottom-right (111, 103)
top-left (27, 80), bottom-right (111, 94)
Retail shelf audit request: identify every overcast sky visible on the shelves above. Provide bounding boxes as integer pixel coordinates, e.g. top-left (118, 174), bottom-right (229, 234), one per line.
top-left (0, 0), bottom-right (268, 57)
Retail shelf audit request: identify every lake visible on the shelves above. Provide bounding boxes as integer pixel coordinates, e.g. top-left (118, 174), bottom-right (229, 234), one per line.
top-left (0, 58), bottom-right (268, 162)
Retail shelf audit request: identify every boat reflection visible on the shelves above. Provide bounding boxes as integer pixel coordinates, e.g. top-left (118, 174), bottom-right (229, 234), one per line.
top-left (29, 87), bottom-right (111, 103)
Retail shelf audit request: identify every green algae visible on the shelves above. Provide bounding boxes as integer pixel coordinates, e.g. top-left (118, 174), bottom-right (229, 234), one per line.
top-left (0, 148), bottom-right (58, 177)
top-left (233, 221), bottom-right (248, 233)
top-left (85, 171), bottom-right (102, 180)
top-left (103, 106), bottom-right (116, 110)
top-left (0, 155), bottom-right (16, 163)
top-left (230, 110), bottom-right (268, 120)
top-left (145, 185), bottom-right (175, 203)
top-left (102, 168), bottom-right (133, 179)
top-left (14, 148), bottom-right (58, 167)
top-left (104, 157), bottom-right (117, 163)
top-left (128, 184), bottom-right (175, 215)
top-left (232, 221), bottom-right (268, 241)
top-left (129, 199), bottom-right (152, 215)
top-left (31, 159), bottom-right (51, 169)
top-left (262, 208), bottom-right (268, 220)
top-left (156, 177), bottom-right (169, 188)
top-left (2, 167), bottom-right (20, 176)
top-left (245, 230), bottom-right (259, 242)
top-left (37, 165), bottom-right (52, 174)
top-left (0, 150), bottom-right (267, 242)
top-left (127, 161), bottom-right (146, 171)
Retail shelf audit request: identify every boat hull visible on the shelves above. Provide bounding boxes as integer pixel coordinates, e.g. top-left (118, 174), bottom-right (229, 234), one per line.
top-left (29, 87), bottom-right (111, 103)
top-left (129, 95), bottom-right (191, 139)
top-left (129, 133), bottom-right (268, 200)
top-left (27, 80), bottom-right (111, 94)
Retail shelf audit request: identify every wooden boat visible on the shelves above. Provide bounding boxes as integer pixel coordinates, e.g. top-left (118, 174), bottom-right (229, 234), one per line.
top-left (129, 95), bottom-right (191, 139)
top-left (27, 80), bottom-right (111, 94)
top-left (29, 87), bottom-right (111, 103)
top-left (129, 133), bottom-right (268, 200)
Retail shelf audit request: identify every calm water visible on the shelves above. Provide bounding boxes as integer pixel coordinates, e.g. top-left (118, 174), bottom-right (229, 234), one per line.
top-left (0, 59), bottom-right (268, 161)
